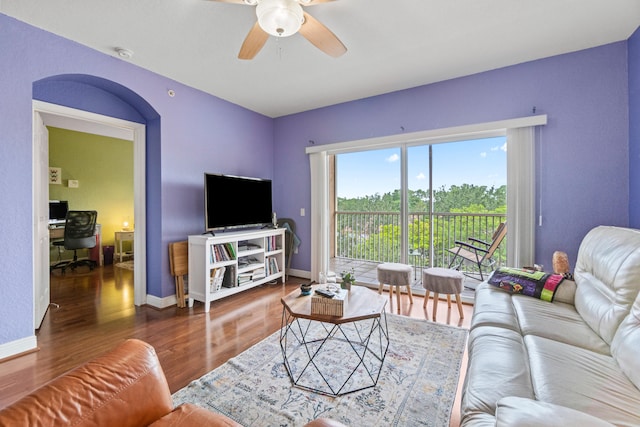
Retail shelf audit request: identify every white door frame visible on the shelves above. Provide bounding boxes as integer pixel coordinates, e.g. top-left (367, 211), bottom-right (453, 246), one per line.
top-left (33, 100), bottom-right (147, 309)
top-left (33, 112), bottom-right (50, 329)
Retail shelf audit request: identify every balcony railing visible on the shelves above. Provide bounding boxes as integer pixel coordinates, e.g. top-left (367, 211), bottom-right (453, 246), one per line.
top-left (334, 211), bottom-right (507, 275)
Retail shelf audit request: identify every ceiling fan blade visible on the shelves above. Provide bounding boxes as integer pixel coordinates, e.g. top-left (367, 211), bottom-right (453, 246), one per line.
top-left (238, 21), bottom-right (269, 60)
top-left (298, 11), bottom-right (346, 58)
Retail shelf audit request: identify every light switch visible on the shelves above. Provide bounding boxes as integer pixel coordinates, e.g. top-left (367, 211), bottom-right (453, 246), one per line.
top-left (300, 208), bottom-right (305, 217)
top-left (68, 180), bottom-right (79, 188)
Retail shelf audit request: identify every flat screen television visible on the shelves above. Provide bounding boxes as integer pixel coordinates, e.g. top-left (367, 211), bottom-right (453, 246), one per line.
top-left (205, 173), bottom-right (273, 231)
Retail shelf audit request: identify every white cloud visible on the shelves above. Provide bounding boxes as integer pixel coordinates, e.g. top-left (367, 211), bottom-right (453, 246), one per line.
top-left (491, 146), bottom-right (500, 151)
top-left (416, 172), bottom-right (426, 180)
top-left (501, 142), bottom-right (507, 152)
top-left (386, 153), bottom-right (399, 162)
top-left (480, 152), bottom-right (487, 158)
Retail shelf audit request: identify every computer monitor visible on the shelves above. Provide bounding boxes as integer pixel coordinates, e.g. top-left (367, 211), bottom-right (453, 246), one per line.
top-left (49, 200), bottom-right (68, 224)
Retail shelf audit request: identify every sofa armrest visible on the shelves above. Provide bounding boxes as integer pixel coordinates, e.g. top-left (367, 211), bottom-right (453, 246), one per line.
top-left (150, 404), bottom-right (243, 426)
top-left (495, 397), bottom-right (614, 427)
top-left (0, 339), bottom-right (173, 427)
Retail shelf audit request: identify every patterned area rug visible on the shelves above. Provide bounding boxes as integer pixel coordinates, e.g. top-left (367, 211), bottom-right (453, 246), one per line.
top-left (114, 260), bottom-right (134, 270)
top-left (173, 314), bottom-right (468, 426)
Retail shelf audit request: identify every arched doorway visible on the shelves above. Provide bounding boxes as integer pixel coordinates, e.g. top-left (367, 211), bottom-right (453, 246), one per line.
top-left (32, 75), bottom-right (161, 327)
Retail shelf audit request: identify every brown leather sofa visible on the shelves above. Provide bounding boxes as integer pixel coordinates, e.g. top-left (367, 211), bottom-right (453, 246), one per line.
top-left (0, 339), bottom-right (345, 427)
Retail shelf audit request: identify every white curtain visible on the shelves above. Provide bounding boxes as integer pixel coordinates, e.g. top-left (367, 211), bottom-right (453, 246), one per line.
top-left (309, 152), bottom-right (329, 282)
top-left (506, 126), bottom-right (536, 268)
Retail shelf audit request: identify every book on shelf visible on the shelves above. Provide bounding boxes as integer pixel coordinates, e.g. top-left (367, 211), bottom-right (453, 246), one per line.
top-left (265, 256), bottom-right (279, 276)
top-left (252, 267), bottom-right (266, 280)
top-left (210, 243), bottom-right (234, 263)
top-left (236, 266), bottom-right (267, 285)
top-left (209, 266), bottom-right (225, 293)
top-left (225, 242), bottom-right (236, 258)
top-left (238, 256), bottom-right (261, 268)
top-left (266, 235), bottom-right (279, 252)
top-left (237, 240), bottom-right (261, 252)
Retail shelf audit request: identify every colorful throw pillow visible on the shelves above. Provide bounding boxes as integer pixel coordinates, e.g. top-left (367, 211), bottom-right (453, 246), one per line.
top-left (488, 267), bottom-right (565, 302)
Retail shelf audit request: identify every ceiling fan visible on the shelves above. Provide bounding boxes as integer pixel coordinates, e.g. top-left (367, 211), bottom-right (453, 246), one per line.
top-left (211, 0), bottom-right (347, 60)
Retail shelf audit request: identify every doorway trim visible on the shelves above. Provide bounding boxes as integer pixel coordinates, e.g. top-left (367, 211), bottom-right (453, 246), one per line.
top-left (33, 100), bottom-right (147, 307)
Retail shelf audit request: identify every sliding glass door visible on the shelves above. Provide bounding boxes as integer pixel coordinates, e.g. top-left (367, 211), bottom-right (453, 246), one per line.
top-left (333, 136), bottom-right (507, 284)
top-left (335, 147), bottom-right (401, 267)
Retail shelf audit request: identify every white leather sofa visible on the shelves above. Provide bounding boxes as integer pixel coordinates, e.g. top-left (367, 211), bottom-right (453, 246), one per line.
top-left (460, 226), bottom-right (640, 426)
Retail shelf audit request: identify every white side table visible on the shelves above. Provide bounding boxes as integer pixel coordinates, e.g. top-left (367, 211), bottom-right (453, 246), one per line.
top-left (115, 230), bottom-right (134, 262)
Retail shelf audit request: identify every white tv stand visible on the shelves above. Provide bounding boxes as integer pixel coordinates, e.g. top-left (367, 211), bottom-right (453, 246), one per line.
top-left (188, 228), bottom-right (286, 312)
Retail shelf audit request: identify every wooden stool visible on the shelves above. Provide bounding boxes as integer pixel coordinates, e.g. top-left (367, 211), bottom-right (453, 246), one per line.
top-left (422, 267), bottom-right (464, 320)
top-left (377, 263), bottom-right (413, 312)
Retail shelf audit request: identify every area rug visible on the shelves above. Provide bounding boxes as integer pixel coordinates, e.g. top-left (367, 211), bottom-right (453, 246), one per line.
top-left (114, 260), bottom-right (134, 270)
top-left (172, 314), bottom-right (469, 426)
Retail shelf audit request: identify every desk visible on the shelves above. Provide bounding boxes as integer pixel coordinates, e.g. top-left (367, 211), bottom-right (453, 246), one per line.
top-left (49, 224), bottom-right (102, 266)
top-left (115, 230), bottom-right (134, 262)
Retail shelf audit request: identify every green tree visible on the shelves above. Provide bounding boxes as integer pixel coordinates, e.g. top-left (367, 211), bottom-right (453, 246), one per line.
top-left (433, 184), bottom-right (506, 213)
top-left (336, 184), bottom-right (507, 267)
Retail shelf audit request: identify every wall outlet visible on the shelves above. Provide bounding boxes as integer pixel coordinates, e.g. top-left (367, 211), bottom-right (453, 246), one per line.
top-left (300, 208), bottom-right (305, 217)
top-left (68, 180), bottom-right (79, 188)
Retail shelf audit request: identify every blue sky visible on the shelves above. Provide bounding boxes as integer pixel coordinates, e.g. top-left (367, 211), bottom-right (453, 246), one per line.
top-left (336, 136), bottom-right (507, 198)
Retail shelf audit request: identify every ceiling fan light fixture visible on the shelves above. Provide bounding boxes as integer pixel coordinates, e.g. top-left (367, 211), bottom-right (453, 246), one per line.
top-left (256, 0), bottom-right (304, 37)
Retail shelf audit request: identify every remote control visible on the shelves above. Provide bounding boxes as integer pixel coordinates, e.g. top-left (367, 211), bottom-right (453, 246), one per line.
top-left (315, 289), bottom-right (335, 298)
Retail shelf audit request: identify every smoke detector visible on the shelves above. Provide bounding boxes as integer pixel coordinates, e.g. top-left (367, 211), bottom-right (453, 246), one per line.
top-left (115, 47), bottom-right (134, 59)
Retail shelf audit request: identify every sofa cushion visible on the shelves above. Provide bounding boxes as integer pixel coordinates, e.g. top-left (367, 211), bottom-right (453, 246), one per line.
top-left (461, 326), bottom-right (534, 424)
top-left (472, 282), bottom-right (610, 354)
top-left (512, 295), bottom-right (610, 354)
top-left (611, 292), bottom-right (640, 390)
top-left (526, 335), bottom-right (640, 426)
top-left (574, 226), bottom-right (640, 344)
top-left (469, 282), bottom-right (520, 333)
top-left (495, 397), bottom-right (615, 427)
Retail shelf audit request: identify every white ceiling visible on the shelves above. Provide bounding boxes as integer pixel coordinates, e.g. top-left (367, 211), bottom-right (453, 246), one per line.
top-left (3, 0), bottom-right (640, 118)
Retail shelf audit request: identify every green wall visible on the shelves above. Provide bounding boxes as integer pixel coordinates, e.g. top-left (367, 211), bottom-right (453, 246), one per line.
top-left (48, 127), bottom-right (133, 261)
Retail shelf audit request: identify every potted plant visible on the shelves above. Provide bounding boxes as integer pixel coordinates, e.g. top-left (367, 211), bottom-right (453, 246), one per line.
top-left (340, 269), bottom-right (356, 290)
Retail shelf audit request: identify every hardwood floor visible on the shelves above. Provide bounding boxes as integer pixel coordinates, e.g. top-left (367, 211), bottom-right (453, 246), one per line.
top-left (0, 265), bottom-right (473, 425)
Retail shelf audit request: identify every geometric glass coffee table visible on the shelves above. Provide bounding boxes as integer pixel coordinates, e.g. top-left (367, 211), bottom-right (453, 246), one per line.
top-left (280, 284), bottom-right (389, 396)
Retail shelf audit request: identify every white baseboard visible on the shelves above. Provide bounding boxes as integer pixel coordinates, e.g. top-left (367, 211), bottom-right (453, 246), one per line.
top-left (0, 335), bottom-right (38, 361)
top-left (287, 268), bottom-right (310, 281)
top-left (145, 294), bottom-right (177, 309)
top-left (146, 269), bottom-right (312, 310)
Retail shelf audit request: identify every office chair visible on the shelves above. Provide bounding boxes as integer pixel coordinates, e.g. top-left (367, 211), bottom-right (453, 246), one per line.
top-left (50, 210), bottom-right (98, 274)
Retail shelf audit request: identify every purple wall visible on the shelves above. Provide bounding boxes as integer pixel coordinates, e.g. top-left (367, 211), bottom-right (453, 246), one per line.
top-left (273, 42), bottom-right (630, 275)
top-left (0, 14), bottom-right (273, 346)
top-left (629, 27), bottom-right (640, 228)
top-left (0, 11), bottom-right (635, 351)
